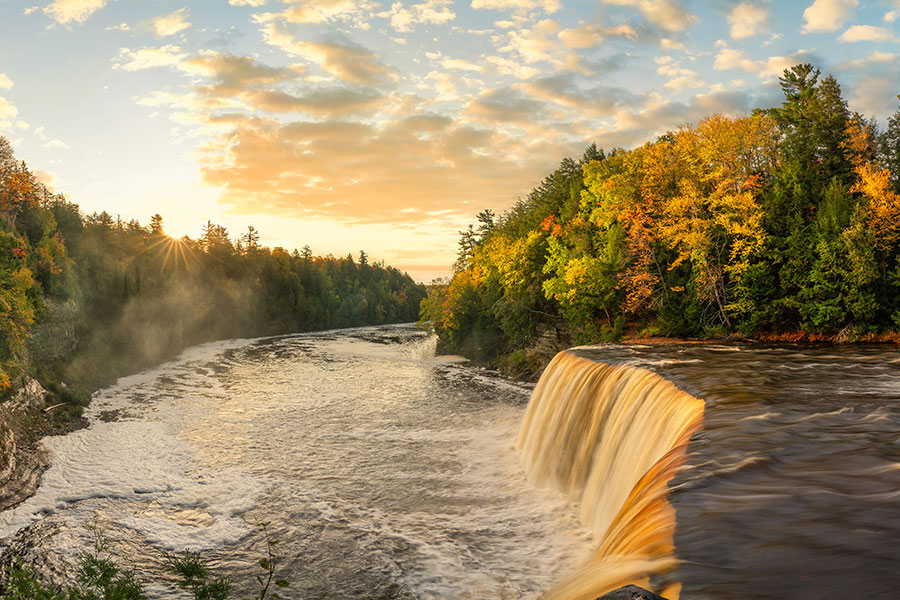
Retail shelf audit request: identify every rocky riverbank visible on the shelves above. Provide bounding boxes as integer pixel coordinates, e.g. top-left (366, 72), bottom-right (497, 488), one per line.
top-left (0, 379), bottom-right (86, 513)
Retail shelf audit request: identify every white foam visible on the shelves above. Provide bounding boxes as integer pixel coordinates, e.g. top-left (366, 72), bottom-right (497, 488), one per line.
top-left (740, 412), bottom-right (781, 421)
top-left (0, 327), bottom-right (595, 598)
top-left (0, 415), bottom-right (267, 551)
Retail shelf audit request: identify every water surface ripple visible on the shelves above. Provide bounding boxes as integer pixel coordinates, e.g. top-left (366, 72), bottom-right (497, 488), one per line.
top-left (1, 326), bottom-right (591, 599)
top-left (3, 329), bottom-right (899, 599)
top-left (574, 343), bottom-right (900, 600)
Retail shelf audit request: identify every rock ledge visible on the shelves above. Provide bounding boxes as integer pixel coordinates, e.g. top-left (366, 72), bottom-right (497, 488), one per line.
top-left (595, 585), bottom-right (670, 600)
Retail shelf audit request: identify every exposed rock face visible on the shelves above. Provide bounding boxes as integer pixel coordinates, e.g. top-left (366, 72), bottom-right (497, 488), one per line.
top-left (0, 377), bottom-right (51, 511)
top-left (7, 378), bottom-right (49, 414)
top-left (532, 322), bottom-right (570, 358)
top-left (595, 585), bottom-right (670, 600)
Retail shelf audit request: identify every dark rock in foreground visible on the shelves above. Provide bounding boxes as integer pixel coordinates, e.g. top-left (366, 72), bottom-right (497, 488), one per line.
top-left (596, 584), bottom-right (670, 600)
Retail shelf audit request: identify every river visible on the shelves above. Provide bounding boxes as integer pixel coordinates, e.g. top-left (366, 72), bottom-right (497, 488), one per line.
top-left (573, 343), bottom-right (900, 599)
top-left (0, 325), bottom-right (590, 598)
top-left (1, 325), bottom-right (898, 599)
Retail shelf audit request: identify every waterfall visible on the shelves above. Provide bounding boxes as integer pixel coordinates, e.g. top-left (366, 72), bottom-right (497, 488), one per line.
top-left (517, 351), bottom-right (704, 600)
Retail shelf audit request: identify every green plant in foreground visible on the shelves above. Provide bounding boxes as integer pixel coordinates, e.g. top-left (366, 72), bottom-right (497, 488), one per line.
top-left (5, 552), bottom-right (147, 600)
top-left (165, 552), bottom-right (231, 600)
top-left (2, 524), bottom-right (290, 600)
top-left (255, 522), bottom-right (289, 600)
top-left (5, 562), bottom-right (67, 600)
top-left (68, 552), bottom-right (148, 600)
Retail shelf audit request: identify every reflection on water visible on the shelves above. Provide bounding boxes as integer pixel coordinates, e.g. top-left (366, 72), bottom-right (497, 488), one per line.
top-left (574, 343), bottom-right (900, 600)
top-left (0, 326), bottom-right (591, 599)
top-left (1, 329), bottom-right (898, 599)
top-left (518, 352), bottom-right (703, 600)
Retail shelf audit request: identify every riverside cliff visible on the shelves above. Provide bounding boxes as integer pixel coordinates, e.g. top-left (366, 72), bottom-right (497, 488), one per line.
top-left (0, 378), bottom-right (85, 513)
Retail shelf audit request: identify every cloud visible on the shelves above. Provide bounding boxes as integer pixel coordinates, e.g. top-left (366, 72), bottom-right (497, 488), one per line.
top-left (713, 45), bottom-right (815, 79)
top-left (439, 56), bottom-right (483, 72)
top-left (838, 25), bottom-right (896, 42)
top-left (180, 51), bottom-right (300, 94)
top-left (484, 55), bottom-right (540, 78)
top-left (886, 10), bottom-right (899, 23)
top-left (602, 0), bottom-right (699, 32)
top-left (421, 71), bottom-right (460, 98)
top-left (657, 61), bottom-right (706, 90)
top-left (713, 47), bottom-right (753, 71)
top-left (0, 74), bottom-right (12, 90)
top-left (659, 38), bottom-right (687, 51)
top-left (114, 45), bottom-right (188, 71)
top-left (801, 0), bottom-right (857, 34)
top-left (253, 0), bottom-right (376, 25)
top-left (608, 89), bottom-right (754, 147)
top-left (381, 0), bottom-right (455, 32)
top-left (32, 169), bottom-right (58, 189)
top-left (197, 113), bottom-right (573, 225)
top-left (470, 0), bottom-right (561, 14)
top-left (519, 71), bottom-right (635, 116)
top-left (146, 8), bottom-right (191, 37)
top-left (244, 87), bottom-right (386, 115)
top-left (848, 73), bottom-right (900, 119)
top-left (143, 50), bottom-right (383, 119)
top-left (728, 3), bottom-right (770, 39)
top-left (558, 22), bottom-right (637, 48)
top-left (833, 50), bottom-right (900, 118)
top-left (298, 40), bottom-right (393, 85)
top-left (836, 50), bottom-right (898, 70)
top-left (0, 97), bottom-right (17, 119)
top-left (466, 87), bottom-right (547, 123)
top-left (500, 18), bottom-right (562, 64)
top-left (230, 0), bottom-right (266, 5)
top-left (399, 113), bottom-right (454, 131)
top-left (43, 0), bottom-right (109, 25)
top-left (580, 54), bottom-right (631, 76)
top-left (137, 90), bottom-right (243, 112)
top-left (134, 44), bottom-right (595, 228)
top-left (41, 138), bottom-right (68, 149)
top-left (258, 26), bottom-right (395, 86)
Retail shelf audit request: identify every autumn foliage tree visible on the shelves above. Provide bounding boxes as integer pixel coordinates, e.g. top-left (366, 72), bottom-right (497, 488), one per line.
top-left (0, 139), bottom-right (426, 396)
top-left (422, 64), bottom-right (900, 370)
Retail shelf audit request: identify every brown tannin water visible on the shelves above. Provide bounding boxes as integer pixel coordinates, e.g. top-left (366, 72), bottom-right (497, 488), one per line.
top-left (572, 343), bottom-right (900, 600)
top-left (1, 327), bottom-right (898, 600)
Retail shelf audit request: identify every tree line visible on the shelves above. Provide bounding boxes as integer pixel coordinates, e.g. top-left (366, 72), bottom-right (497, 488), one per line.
top-left (0, 138), bottom-right (425, 396)
top-left (421, 64), bottom-right (900, 373)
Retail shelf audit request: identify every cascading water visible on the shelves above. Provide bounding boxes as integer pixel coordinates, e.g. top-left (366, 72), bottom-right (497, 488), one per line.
top-left (3, 330), bottom-right (898, 599)
top-left (518, 351), bottom-right (704, 600)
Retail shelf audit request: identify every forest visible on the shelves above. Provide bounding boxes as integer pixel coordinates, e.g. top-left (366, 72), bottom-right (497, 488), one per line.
top-left (421, 64), bottom-right (900, 374)
top-left (0, 137), bottom-right (426, 399)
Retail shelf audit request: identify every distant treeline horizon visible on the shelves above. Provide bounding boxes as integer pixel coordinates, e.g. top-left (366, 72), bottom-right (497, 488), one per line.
top-left (0, 136), bottom-right (426, 396)
top-left (421, 64), bottom-right (900, 373)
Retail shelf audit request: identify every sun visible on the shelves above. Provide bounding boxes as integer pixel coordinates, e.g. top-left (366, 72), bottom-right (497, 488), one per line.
top-left (140, 234), bottom-right (200, 274)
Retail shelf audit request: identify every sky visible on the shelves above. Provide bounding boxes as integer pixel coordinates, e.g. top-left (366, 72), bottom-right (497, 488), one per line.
top-left (1, 0), bottom-right (899, 283)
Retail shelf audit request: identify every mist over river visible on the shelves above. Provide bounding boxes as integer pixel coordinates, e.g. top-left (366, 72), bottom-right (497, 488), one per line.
top-left (0, 326), bottom-right (590, 598)
top-left (1, 325), bottom-right (899, 599)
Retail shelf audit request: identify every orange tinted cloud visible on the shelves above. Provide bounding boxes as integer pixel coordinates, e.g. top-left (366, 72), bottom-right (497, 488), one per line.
top-left (259, 27), bottom-right (397, 86)
top-left (198, 112), bottom-right (581, 224)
